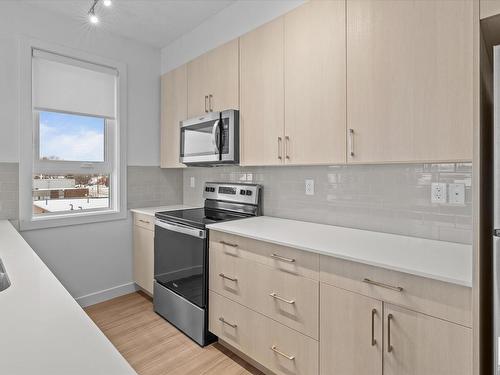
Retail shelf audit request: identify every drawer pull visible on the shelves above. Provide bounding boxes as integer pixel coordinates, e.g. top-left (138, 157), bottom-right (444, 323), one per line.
top-left (269, 292), bottom-right (295, 304)
top-left (270, 253), bottom-right (296, 263)
top-left (371, 308), bottom-right (377, 346)
top-left (219, 317), bottom-right (237, 328)
top-left (138, 219), bottom-right (150, 224)
top-left (271, 345), bottom-right (295, 360)
top-left (387, 313), bottom-right (393, 353)
top-left (220, 241), bottom-right (238, 248)
top-left (219, 273), bottom-right (238, 282)
top-left (363, 278), bottom-right (403, 292)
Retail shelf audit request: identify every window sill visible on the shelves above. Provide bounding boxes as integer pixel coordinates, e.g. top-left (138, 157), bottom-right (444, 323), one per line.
top-left (19, 209), bottom-right (128, 231)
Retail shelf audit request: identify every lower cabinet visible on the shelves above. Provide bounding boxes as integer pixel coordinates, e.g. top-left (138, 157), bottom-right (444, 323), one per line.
top-left (320, 284), bottom-right (472, 375)
top-left (133, 213), bottom-right (154, 295)
top-left (320, 284), bottom-right (382, 375)
top-left (383, 304), bottom-right (472, 375)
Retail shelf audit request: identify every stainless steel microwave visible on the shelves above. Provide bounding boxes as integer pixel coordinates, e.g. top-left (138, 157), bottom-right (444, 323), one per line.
top-left (180, 109), bottom-right (239, 166)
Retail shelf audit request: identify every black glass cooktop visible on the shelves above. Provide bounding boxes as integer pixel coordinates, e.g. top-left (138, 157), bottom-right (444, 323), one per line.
top-left (155, 208), bottom-right (248, 229)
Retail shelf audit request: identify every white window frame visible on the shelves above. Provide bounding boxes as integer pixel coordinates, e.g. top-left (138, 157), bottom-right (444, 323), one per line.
top-left (19, 38), bottom-right (127, 230)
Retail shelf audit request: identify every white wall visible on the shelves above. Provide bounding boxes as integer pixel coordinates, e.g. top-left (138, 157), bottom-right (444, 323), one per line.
top-left (0, 1), bottom-right (161, 166)
top-left (161, 0), bottom-right (305, 74)
top-left (0, 2), bottom-right (163, 303)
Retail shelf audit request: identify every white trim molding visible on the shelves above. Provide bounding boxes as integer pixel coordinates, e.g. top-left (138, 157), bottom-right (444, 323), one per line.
top-left (75, 282), bottom-right (138, 308)
top-left (19, 37), bottom-right (128, 230)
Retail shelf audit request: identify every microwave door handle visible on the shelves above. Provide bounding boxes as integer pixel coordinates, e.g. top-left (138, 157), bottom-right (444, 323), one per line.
top-left (212, 119), bottom-right (221, 154)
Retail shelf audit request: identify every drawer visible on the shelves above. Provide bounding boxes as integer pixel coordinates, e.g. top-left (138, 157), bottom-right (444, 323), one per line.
top-left (210, 231), bottom-right (319, 280)
top-left (320, 255), bottom-right (472, 327)
top-left (210, 245), bottom-right (319, 339)
top-left (209, 291), bottom-right (319, 375)
top-left (134, 213), bottom-right (154, 231)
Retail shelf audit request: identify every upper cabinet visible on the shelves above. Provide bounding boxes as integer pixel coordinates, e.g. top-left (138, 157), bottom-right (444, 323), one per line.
top-left (160, 65), bottom-right (187, 168)
top-left (240, 17), bottom-right (284, 166)
top-left (284, 0), bottom-right (346, 165)
top-left (481, 0), bottom-right (500, 19)
top-left (347, 0), bottom-right (473, 163)
top-left (187, 39), bottom-right (239, 118)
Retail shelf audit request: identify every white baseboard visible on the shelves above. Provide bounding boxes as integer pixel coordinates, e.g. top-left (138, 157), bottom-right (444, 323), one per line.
top-left (76, 282), bottom-right (139, 308)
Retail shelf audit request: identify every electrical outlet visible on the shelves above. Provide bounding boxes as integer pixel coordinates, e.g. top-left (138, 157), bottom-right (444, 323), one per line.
top-left (190, 176), bottom-right (195, 188)
top-left (448, 183), bottom-right (465, 205)
top-left (305, 179), bottom-right (314, 196)
top-left (431, 182), bottom-right (447, 204)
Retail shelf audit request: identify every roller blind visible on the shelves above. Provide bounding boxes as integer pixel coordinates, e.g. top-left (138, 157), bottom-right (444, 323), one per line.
top-left (32, 49), bottom-right (117, 119)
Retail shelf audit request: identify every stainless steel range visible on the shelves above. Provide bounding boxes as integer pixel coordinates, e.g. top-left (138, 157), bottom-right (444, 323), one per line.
top-left (153, 182), bottom-right (262, 346)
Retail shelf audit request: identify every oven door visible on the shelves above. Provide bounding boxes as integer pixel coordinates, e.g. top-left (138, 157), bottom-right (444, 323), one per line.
top-left (180, 112), bottom-right (222, 164)
top-left (154, 219), bottom-right (207, 308)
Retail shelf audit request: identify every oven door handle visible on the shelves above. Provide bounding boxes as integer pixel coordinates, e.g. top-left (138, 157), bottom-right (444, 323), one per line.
top-left (155, 219), bottom-right (206, 239)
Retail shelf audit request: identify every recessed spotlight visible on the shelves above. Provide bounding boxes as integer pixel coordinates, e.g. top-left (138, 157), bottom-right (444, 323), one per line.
top-left (103, 0), bottom-right (112, 7)
top-left (89, 11), bottom-right (99, 24)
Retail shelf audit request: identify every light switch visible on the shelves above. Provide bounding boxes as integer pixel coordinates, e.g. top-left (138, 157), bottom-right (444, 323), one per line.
top-left (431, 182), bottom-right (447, 204)
top-left (190, 176), bottom-right (195, 188)
top-left (448, 183), bottom-right (465, 205)
top-left (305, 179), bottom-right (314, 196)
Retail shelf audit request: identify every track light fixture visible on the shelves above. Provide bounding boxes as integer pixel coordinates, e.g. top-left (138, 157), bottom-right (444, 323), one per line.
top-left (88, 0), bottom-right (112, 25)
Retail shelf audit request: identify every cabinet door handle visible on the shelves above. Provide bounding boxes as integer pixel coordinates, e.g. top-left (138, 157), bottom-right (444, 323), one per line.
top-left (285, 135), bottom-right (290, 160)
top-left (204, 95), bottom-right (208, 113)
top-left (220, 241), bottom-right (238, 248)
top-left (278, 137), bottom-right (282, 160)
top-left (209, 94), bottom-right (213, 112)
top-left (219, 273), bottom-right (238, 282)
top-left (219, 317), bottom-right (237, 328)
top-left (348, 128), bottom-right (355, 157)
top-left (371, 308), bottom-right (377, 346)
top-left (138, 219), bottom-right (150, 224)
top-left (269, 292), bottom-right (295, 304)
top-left (387, 313), bottom-right (393, 353)
top-left (270, 345), bottom-right (295, 360)
top-left (270, 253), bottom-right (295, 263)
top-left (363, 278), bottom-right (403, 292)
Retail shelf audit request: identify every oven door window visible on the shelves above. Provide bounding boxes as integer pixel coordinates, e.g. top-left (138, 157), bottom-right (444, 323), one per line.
top-left (180, 120), bottom-right (221, 159)
top-left (154, 224), bottom-right (207, 308)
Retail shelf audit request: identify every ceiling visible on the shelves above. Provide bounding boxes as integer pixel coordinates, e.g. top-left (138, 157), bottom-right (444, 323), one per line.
top-left (23, 0), bottom-right (235, 48)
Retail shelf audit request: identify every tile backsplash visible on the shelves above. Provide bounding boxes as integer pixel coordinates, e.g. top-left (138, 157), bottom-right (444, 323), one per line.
top-left (127, 166), bottom-right (183, 209)
top-left (0, 162), bottom-right (18, 220)
top-left (183, 163), bottom-right (473, 244)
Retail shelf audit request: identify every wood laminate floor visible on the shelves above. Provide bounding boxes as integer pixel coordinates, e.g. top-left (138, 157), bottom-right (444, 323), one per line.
top-left (85, 292), bottom-right (263, 375)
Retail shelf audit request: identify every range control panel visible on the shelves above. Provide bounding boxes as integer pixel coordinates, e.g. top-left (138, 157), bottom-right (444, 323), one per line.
top-left (203, 182), bottom-right (260, 206)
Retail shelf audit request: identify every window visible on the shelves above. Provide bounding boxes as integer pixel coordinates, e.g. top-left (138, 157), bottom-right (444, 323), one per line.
top-left (19, 40), bottom-right (127, 229)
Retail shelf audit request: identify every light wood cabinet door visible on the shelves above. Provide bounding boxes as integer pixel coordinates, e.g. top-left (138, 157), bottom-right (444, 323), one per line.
top-left (206, 39), bottom-right (239, 113)
top-left (383, 304), bottom-right (472, 375)
top-left (481, 0), bottom-right (500, 19)
top-left (160, 66), bottom-right (187, 168)
top-left (284, 0), bottom-right (346, 165)
top-left (187, 52), bottom-right (209, 118)
top-left (133, 223), bottom-right (154, 295)
top-left (187, 39), bottom-right (239, 118)
top-left (347, 0), bottom-right (473, 163)
top-left (240, 17), bottom-right (285, 166)
top-left (320, 283), bottom-right (382, 375)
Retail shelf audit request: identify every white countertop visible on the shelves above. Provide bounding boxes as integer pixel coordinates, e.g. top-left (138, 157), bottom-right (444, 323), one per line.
top-left (0, 220), bottom-right (137, 375)
top-left (207, 216), bottom-right (473, 287)
top-left (130, 204), bottom-right (195, 217)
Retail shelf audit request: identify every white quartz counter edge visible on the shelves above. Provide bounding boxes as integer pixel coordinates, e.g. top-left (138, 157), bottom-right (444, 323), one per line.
top-left (130, 204), bottom-right (196, 217)
top-left (0, 220), bottom-right (136, 375)
top-left (206, 216), bottom-right (473, 288)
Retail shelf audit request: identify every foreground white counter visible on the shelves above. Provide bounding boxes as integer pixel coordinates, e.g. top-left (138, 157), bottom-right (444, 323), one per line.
top-left (0, 220), bottom-right (136, 375)
top-left (207, 216), bottom-right (473, 287)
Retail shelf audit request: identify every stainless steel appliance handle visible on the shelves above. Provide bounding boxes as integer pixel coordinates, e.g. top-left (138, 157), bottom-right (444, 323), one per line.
top-left (363, 278), bottom-right (403, 292)
top-left (212, 119), bottom-right (221, 153)
top-left (270, 345), bottom-right (295, 360)
top-left (155, 219), bottom-right (206, 239)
